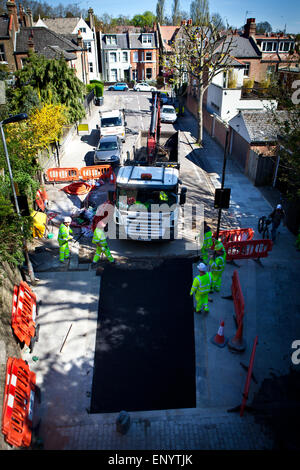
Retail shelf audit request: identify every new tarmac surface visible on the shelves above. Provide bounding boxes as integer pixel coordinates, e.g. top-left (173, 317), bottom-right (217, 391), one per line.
top-left (21, 96), bottom-right (300, 451)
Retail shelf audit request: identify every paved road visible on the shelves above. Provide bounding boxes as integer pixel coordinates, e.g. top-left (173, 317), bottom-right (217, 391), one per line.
top-left (21, 90), bottom-right (300, 451)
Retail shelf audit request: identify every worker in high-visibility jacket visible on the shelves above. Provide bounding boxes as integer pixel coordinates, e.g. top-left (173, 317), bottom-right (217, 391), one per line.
top-left (213, 238), bottom-right (226, 261)
top-left (190, 263), bottom-right (212, 313)
top-left (209, 248), bottom-right (226, 292)
top-left (58, 216), bottom-right (73, 262)
top-left (92, 222), bottom-right (114, 264)
top-left (198, 221), bottom-right (213, 263)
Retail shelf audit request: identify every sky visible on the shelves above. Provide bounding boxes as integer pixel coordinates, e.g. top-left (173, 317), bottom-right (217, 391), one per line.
top-left (53, 0), bottom-right (300, 34)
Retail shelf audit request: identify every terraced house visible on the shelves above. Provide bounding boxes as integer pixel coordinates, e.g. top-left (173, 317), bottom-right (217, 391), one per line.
top-left (0, 0), bottom-right (92, 84)
top-left (100, 30), bottom-right (159, 82)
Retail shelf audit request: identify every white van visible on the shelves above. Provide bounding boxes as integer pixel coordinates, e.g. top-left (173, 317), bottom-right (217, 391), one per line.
top-left (99, 109), bottom-right (126, 142)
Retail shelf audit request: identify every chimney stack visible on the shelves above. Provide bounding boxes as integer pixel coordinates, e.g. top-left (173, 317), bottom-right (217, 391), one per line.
top-left (88, 8), bottom-right (94, 30)
top-left (244, 18), bottom-right (256, 38)
top-left (6, 0), bottom-right (19, 32)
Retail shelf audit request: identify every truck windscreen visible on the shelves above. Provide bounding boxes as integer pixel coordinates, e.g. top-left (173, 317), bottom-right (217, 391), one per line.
top-left (101, 117), bottom-right (122, 127)
top-left (117, 188), bottom-right (177, 208)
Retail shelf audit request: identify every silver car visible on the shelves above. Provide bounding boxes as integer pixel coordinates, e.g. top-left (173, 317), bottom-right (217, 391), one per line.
top-left (93, 135), bottom-right (122, 166)
top-left (160, 105), bottom-right (177, 123)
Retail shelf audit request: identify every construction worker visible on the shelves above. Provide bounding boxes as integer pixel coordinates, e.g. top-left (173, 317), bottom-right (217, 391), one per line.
top-left (213, 237), bottom-right (226, 261)
top-left (92, 221), bottom-right (114, 265)
top-left (58, 216), bottom-right (73, 262)
top-left (209, 248), bottom-right (226, 292)
top-left (190, 263), bottom-right (212, 314)
top-left (159, 191), bottom-right (169, 202)
top-left (198, 221), bottom-right (213, 263)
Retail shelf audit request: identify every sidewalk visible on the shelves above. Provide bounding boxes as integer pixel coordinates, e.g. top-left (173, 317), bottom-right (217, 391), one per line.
top-left (23, 110), bottom-right (300, 451)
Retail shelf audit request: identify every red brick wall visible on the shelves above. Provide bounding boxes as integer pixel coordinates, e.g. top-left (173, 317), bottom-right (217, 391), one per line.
top-left (213, 118), bottom-right (228, 148)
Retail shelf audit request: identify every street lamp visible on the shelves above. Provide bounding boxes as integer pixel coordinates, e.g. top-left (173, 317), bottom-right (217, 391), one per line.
top-left (0, 113), bottom-right (36, 283)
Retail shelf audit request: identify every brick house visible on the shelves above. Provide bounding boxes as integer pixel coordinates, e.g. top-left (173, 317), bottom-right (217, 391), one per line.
top-left (34, 9), bottom-right (100, 81)
top-left (0, 0), bottom-right (89, 83)
top-left (100, 30), bottom-right (159, 82)
top-left (129, 32), bottom-right (159, 82)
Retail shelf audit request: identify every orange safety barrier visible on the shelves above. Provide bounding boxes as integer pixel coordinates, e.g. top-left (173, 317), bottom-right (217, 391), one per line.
top-left (80, 165), bottom-right (115, 183)
top-left (46, 167), bottom-right (79, 182)
top-left (11, 282), bottom-right (38, 350)
top-left (213, 228), bottom-right (254, 244)
top-left (35, 187), bottom-right (48, 211)
top-left (2, 357), bottom-right (36, 447)
top-left (226, 270), bottom-right (246, 353)
top-left (240, 336), bottom-right (258, 416)
top-left (225, 239), bottom-right (273, 261)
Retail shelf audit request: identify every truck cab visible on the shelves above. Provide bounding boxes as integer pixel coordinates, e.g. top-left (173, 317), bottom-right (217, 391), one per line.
top-left (99, 109), bottom-right (126, 142)
top-left (114, 165), bottom-right (187, 241)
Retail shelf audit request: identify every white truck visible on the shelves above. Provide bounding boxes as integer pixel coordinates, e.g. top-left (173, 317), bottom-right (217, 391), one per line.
top-left (98, 109), bottom-right (126, 142)
top-left (113, 163), bottom-right (187, 241)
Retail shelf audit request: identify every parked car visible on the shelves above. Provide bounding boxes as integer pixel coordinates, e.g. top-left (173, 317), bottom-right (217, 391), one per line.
top-left (93, 135), bottom-right (122, 166)
top-left (160, 91), bottom-right (169, 104)
top-left (160, 105), bottom-right (177, 124)
top-left (134, 82), bottom-right (157, 92)
top-left (108, 82), bottom-right (128, 91)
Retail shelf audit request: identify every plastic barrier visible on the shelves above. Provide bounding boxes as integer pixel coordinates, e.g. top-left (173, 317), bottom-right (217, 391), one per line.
top-left (80, 165), bottom-right (115, 183)
top-left (2, 357), bottom-right (36, 447)
top-left (213, 228), bottom-right (254, 244)
top-left (226, 270), bottom-right (246, 353)
top-left (225, 239), bottom-right (273, 261)
top-left (46, 167), bottom-right (79, 182)
top-left (11, 282), bottom-right (38, 350)
top-left (35, 187), bottom-right (48, 211)
top-left (240, 336), bottom-right (258, 416)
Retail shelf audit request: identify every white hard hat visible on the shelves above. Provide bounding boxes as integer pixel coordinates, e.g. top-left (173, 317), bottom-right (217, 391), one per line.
top-left (64, 216), bottom-right (72, 223)
top-left (276, 204), bottom-right (282, 209)
top-left (197, 263), bottom-right (207, 272)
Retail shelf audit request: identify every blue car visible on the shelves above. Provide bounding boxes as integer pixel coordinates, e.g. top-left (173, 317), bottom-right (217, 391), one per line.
top-left (108, 82), bottom-right (128, 91)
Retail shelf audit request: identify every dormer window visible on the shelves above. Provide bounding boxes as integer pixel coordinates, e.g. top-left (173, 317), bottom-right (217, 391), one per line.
top-left (142, 34), bottom-right (152, 44)
top-left (106, 35), bottom-right (117, 45)
top-left (261, 41), bottom-right (277, 52)
top-left (278, 41), bottom-right (293, 52)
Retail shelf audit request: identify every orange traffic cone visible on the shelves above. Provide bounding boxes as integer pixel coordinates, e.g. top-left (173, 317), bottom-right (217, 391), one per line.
top-left (228, 321), bottom-right (246, 353)
top-left (211, 320), bottom-right (228, 348)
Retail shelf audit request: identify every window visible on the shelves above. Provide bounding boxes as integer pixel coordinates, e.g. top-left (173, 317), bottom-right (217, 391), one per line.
top-left (85, 41), bottom-right (91, 53)
top-left (261, 41), bottom-right (277, 52)
top-left (267, 65), bottom-right (275, 75)
top-left (146, 68), bottom-right (152, 79)
top-left (279, 41), bottom-right (292, 52)
top-left (89, 62), bottom-right (93, 73)
top-left (133, 51), bottom-right (138, 62)
top-left (110, 52), bottom-right (117, 63)
top-left (122, 51), bottom-right (128, 62)
top-left (243, 62), bottom-right (250, 77)
top-left (132, 69), bottom-right (137, 80)
top-left (0, 44), bottom-right (6, 62)
top-left (79, 27), bottom-right (86, 33)
top-left (142, 34), bottom-right (152, 44)
top-left (106, 35), bottom-right (117, 45)
top-left (145, 52), bottom-right (152, 61)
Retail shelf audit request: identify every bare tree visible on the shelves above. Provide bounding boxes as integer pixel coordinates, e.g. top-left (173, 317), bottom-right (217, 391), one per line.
top-left (168, 21), bottom-right (234, 145)
top-left (156, 0), bottom-right (165, 24)
top-left (172, 0), bottom-right (180, 25)
top-left (190, 0), bottom-right (210, 26)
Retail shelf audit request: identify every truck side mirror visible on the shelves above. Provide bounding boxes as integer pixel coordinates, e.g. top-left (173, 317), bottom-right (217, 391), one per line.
top-left (180, 187), bottom-right (187, 205)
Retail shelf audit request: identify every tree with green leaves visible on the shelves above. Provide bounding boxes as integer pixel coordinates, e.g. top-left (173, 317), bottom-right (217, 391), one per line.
top-left (9, 51), bottom-right (86, 123)
top-left (168, 21), bottom-right (234, 145)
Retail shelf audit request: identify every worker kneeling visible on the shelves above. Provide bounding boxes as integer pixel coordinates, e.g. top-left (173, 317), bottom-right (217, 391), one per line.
top-left (209, 248), bottom-right (226, 292)
top-left (92, 221), bottom-right (114, 265)
top-left (190, 263), bottom-right (212, 314)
